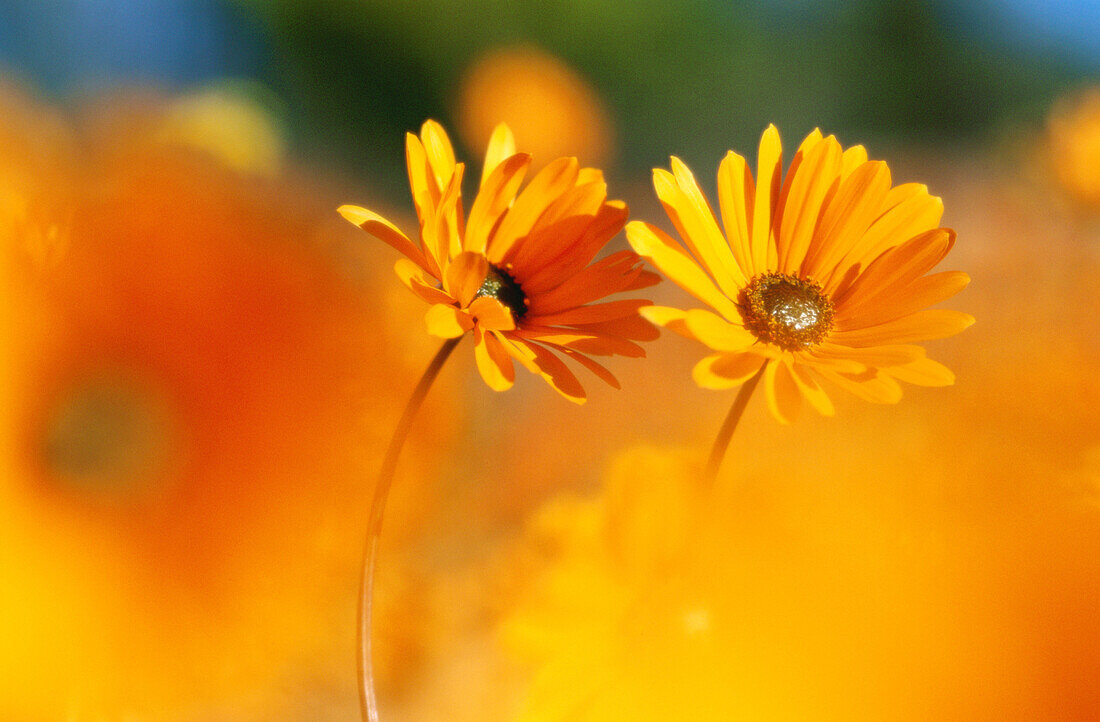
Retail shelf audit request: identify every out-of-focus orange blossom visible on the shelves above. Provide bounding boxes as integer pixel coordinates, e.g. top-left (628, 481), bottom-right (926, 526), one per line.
top-left (0, 83), bottom-right (458, 719)
top-left (1047, 86), bottom-right (1100, 210)
top-left (456, 45), bottom-right (614, 171)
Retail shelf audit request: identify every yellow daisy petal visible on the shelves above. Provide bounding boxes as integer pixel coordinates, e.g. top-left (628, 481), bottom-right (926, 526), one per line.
top-left (394, 258), bottom-right (452, 306)
top-left (775, 134), bottom-right (842, 274)
top-left (338, 204), bottom-right (436, 277)
top-left (625, 221), bottom-right (742, 322)
top-left (481, 122), bottom-right (517, 187)
top-left (424, 303), bottom-right (472, 339)
top-left (764, 360), bottom-right (801, 424)
top-left (465, 152), bottom-right (530, 254)
top-left (751, 124), bottom-right (783, 271)
top-left (468, 296), bottom-right (516, 331)
top-left (884, 356), bottom-right (956, 387)
top-left (716, 149), bottom-right (756, 278)
top-left (682, 309), bottom-right (756, 352)
top-left (692, 352), bottom-right (766, 390)
top-left (445, 251), bottom-right (489, 307)
top-left (788, 362), bottom-right (835, 416)
top-left (831, 309), bottom-right (975, 347)
top-left (474, 328), bottom-right (515, 391)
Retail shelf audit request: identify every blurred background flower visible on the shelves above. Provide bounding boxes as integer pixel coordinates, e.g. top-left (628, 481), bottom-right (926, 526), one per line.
top-left (1, 0), bottom-right (1098, 719)
top-left (0, 81), bottom-right (463, 719)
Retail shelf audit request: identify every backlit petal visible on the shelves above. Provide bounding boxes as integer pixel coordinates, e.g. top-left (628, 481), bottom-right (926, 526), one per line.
top-left (474, 329), bottom-right (515, 391)
top-left (764, 360), bottom-right (801, 424)
top-left (424, 303), bottom-right (472, 338)
top-left (626, 221), bottom-right (742, 322)
top-left (692, 352), bottom-right (765, 390)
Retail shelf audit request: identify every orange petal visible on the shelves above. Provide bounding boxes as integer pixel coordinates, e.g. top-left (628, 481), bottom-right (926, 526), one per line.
top-left (839, 270), bottom-right (970, 330)
top-left (474, 329), bottom-right (515, 391)
top-left (560, 348), bottom-right (621, 390)
top-left (824, 184), bottom-right (944, 294)
top-left (716, 150), bottom-right (756, 278)
top-left (692, 352), bottom-right (766, 390)
top-left (445, 251), bottom-right (489, 307)
top-left (420, 119), bottom-right (457, 191)
top-left (512, 328), bottom-right (599, 346)
top-left (522, 341), bottom-right (587, 404)
top-left (468, 296), bottom-right (516, 331)
top-left (394, 258), bottom-right (452, 305)
top-left (751, 125), bottom-right (783, 272)
top-left (831, 309), bottom-right (974, 347)
top-left (527, 251), bottom-right (651, 316)
top-left (466, 152), bottom-right (531, 254)
top-left (507, 181), bottom-right (607, 274)
top-left (406, 131), bottom-right (439, 224)
top-left (818, 368), bottom-right (903, 404)
top-left (640, 305), bottom-right (689, 332)
top-left (884, 356), bottom-right (955, 387)
top-left (420, 162), bottom-right (466, 274)
top-left (570, 314), bottom-right (660, 343)
top-left (788, 362), bottom-right (835, 416)
top-left (775, 134), bottom-right (842, 274)
top-left (424, 303), bottom-right (472, 338)
top-left (488, 157), bottom-right (580, 264)
top-left (626, 221), bottom-right (742, 322)
top-left (560, 336), bottom-right (646, 358)
top-left (527, 298), bottom-right (651, 327)
top-left (439, 162), bottom-right (468, 262)
top-left (521, 200), bottom-right (629, 294)
top-left (764, 360), bottom-right (801, 424)
top-left (654, 159), bottom-right (746, 293)
top-left (811, 342), bottom-right (926, 368)
top-left (840, 144), bottom-right (868, 178)
top-left (481, 123), bottom-right (517, 187)
top-left (801, 160), bottom-right (892, 280)
top-left (683, 309), bottom-right (756, 352)
top-left (834, 228), bottom-right (957, 313)
top-left (338, 205), bottom-right (435, 276)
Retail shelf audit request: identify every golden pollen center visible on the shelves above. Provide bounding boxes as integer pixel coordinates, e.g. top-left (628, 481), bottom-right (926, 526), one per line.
top-left (475, 265), bottom-right (528, 319)
top-left (739, 272), bottom-right (834, 351)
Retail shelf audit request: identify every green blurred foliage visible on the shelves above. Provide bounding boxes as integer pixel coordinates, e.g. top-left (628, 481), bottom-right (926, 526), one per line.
top-left (235, 0), bottom-right (1091, 194)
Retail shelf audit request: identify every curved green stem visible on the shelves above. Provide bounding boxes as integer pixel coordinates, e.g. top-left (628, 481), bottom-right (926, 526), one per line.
top-left (359, 336), bottom-right (462, 722)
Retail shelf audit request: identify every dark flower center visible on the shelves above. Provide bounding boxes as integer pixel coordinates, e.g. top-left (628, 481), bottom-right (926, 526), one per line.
top-left (475, 264), bottom-right (528, 320)
top-left (739, 272), bottom-right (834, 351)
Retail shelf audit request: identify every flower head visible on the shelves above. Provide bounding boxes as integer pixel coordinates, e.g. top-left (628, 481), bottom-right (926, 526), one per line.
top-left (341, 120), bottom-right (658, 403)
top-left (627, 126), bottom-right (973, 423)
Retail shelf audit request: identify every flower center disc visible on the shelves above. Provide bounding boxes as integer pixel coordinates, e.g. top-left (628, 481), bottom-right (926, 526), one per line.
top-left (475, 265), bottom-right (528, 320)
top-left (739, 272), bottom-right (834, 351)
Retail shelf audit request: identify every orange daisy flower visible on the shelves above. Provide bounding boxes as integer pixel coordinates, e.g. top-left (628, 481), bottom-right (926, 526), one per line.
top-left (340, 120), bottom-right (658, 403)
top-left (627, 126), bottom-right (973, 423)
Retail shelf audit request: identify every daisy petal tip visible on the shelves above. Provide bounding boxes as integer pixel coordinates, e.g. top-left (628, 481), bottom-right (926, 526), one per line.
top-left (638, 305), bottom-right (685, 326)
top-left (336, 204), bottom-right (370, 224)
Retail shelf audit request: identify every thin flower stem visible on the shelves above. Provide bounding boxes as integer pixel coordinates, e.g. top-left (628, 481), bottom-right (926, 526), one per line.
top-left (359, 336), bottom-right (462, 722)
top-left (703, 361), bottom-right (768, 485)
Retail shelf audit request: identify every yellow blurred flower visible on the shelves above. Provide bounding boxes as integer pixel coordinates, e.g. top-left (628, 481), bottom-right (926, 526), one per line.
top-left (628, 126), bottom-right (972, 423)
top-left (456, 45), bottom-right (614, 170)
top-left (0, 83), bottom-right (451, 719)
top-left (498, 445), bottom-right (978, 720)
top-left (1047, 86), bottom-right (1100, 209)
top-left (340, 120), bottom-right (658, 403)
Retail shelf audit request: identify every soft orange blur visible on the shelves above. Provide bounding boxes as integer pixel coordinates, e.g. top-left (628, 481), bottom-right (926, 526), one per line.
top-left (455, 45), bottom-right (614, 170)
top-left (0, 83), bottom-right (460, 720)
top-left (1047, 85), bottom-right (1100, 210)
